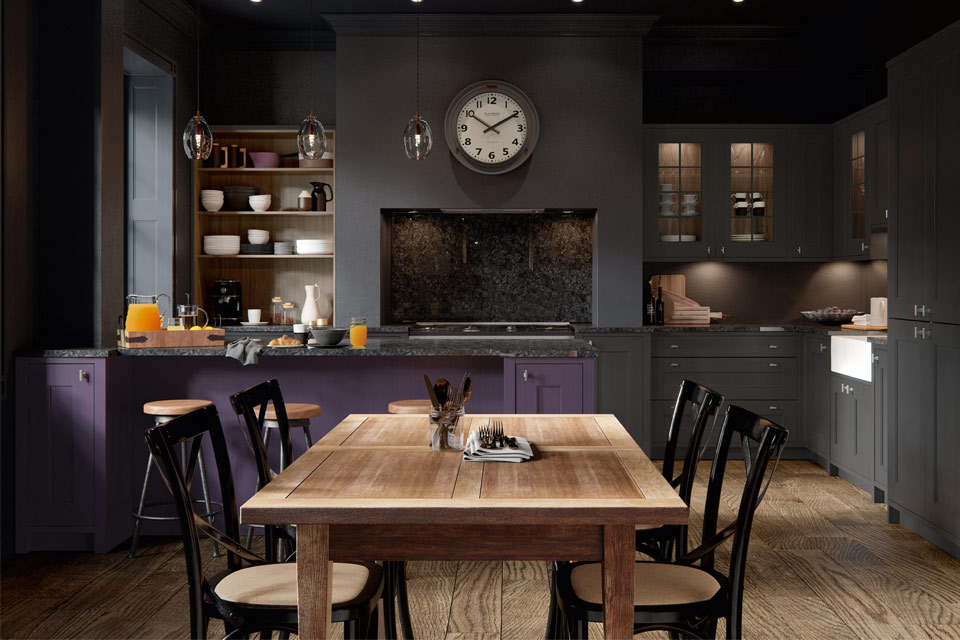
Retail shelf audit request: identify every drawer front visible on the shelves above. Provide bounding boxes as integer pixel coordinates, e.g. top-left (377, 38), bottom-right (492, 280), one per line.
top-left (652, 334), bottom-right (798, 358)
top-left (650, 400), bottom-right (797, 450)
top-left (651, 357), bottom-right (798, 400)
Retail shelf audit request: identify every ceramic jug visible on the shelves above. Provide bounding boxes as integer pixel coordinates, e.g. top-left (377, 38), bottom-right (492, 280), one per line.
top-left (310, 182), bottom-right (333, 212)
top-left (301, 284), bottom-right (321, 324)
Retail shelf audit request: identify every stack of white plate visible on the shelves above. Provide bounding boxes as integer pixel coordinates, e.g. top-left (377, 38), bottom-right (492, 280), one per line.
top-left (274, 241), bottom-right (295, 255)
top-left (203, 235), bottom-right (241, 255)
top-left (200, 190), bottom-right (224, 212)
top-left (731, 234), bottom-right (768, 242)
top-left (248, 194), bottom-right (272, 212)
top-left (295, 239), bottom-right (333, 255)
top-left (660, 234), bottom-right (697, 243)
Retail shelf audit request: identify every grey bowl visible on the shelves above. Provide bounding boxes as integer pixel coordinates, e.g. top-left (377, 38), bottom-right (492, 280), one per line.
top-left (309, 327), bottom-right (347, 346)
top-left (801, 311), bottom-right (860, 325)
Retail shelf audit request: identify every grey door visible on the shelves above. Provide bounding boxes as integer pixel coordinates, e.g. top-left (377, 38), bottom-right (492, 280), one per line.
top-left (125, 74), bottom-right (174, 301)
top-left (789, 127), bottom-right (833, 259)
top-left (802, 334), bottom-right (831, 461)
top-left (928, 323), bottom-right (960, 533)
top-left (930, 46), bottom-right (960, 325)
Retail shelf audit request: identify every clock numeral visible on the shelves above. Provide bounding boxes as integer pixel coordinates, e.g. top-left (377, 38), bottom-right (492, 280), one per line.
top-left (487, 96), bottom-right (497, 104)
top-left (460, 124), bottom-right (468, 132)
top-left (475, 148), bottom-right (483, 156)
top-left (517, 124), bottom-right (524, 132)
top-left (475, 99), bottom-right (482, 108)
top-left (505, 99), bottom-right (510, 108)
top-left (503, 148), bottom-right (509, 156)
top-left (464, 138), bottom-right (471, 146)
top-left (512, 138), bottom-right (519, 146)
top-left (465, 109), bottom-right (475, 118)
top-left (488, 151), bottom-right (496, 160)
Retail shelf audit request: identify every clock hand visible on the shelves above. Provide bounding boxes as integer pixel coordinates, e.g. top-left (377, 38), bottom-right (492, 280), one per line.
top-left (483, 111), bottom-right (519, 133)
top-left (470, 114), bottom-right (499, 134)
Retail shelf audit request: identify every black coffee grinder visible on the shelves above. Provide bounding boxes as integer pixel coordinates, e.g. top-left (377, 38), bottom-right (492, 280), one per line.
top-left (213, 279), bottom-right (242, 326)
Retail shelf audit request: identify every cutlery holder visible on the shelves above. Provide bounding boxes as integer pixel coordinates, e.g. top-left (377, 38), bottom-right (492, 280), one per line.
top-left (428, 406), bottom-right (465, 451)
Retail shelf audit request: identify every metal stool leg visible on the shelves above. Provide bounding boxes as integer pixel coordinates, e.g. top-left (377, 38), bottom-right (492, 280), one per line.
top-left (128, 451), bottom-right (156, 558)
top-left (195, 450), bottom-right (222, 557)
top-left (303, 423), bottom-right (313, 448)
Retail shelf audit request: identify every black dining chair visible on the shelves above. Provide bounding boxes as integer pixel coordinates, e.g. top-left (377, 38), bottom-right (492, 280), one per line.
top-left (145, 404), bottom-right (383, 639)
top-left (553, 404), bottom-right (788, 639)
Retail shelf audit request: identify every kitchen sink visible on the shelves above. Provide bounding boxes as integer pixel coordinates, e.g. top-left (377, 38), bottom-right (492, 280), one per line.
top-left (830, 334), bottom-right (878, 382)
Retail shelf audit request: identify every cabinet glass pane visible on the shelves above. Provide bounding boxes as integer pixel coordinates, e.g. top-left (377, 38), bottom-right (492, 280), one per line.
top-left (657, 142), bottom-right (702, 244)
top-left (728, 142), bottom-right (774, 243)
top-left (851, 131), bottom-right (866, 240)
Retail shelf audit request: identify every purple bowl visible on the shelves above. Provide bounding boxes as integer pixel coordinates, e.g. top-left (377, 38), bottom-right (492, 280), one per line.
top-left (248, 151), bottom-right (281, 168)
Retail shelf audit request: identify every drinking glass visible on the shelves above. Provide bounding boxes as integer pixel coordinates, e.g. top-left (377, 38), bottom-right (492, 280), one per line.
top-left (349, 317), bottom-right (368, 348)
top-left (167, 317), bottom-right (186, 331)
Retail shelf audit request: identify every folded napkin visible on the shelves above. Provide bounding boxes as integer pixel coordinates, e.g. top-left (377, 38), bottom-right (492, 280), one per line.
top-left (463, 429), bottom-right (534, 463)
top-left (225, 338), bottom-right (262, 366)
top-left (851, 314), bottom-right (871, 326)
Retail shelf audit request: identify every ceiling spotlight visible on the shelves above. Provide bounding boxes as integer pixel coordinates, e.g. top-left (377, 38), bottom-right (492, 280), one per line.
top-left (732, 0), bottom-right (745, 3)
top-left (250, 0), bottom-right (262, 3)
top-left (572, 0), bottom-right (584, 3)
top-left (411, 0), bottom-right (422, 3)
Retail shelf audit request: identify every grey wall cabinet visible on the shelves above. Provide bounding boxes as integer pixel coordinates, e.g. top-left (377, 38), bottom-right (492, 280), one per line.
top-left (888, 320), bottom-right (960, 555)
top-left (789, 128), bottom-right (834, 259)
top-left (580, 333), bottom-right (648, 449)
top-left (801, 334), bottom-right (831, 463)
top-left (889, 23), bottom-right (960, 325)
top-left (829, 373), bottom-right (875, 493)
top-left (649, 333), bottom-right (800, 457)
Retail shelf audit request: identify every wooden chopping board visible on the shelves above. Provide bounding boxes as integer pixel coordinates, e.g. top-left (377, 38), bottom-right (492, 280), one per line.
top-left (840, 324), bottom-right (888, 331)
top-left (651, 274), bottom-right (686, 297)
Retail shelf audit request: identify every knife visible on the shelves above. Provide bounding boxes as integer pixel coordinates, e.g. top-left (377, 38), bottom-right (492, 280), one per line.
top-left (424, 374), bottom-right (441, 410)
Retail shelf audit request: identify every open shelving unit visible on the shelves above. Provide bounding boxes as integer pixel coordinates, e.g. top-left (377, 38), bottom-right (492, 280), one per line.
top-left (193, 127), bottom-right (336, 323)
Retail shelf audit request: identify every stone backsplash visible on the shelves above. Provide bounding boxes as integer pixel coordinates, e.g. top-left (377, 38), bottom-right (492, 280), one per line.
top-left (385, 211), bottom-right (594, 323)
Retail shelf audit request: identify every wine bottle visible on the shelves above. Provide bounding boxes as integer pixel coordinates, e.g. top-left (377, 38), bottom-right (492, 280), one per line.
top-left (655, 285), bottom-right (665, 325)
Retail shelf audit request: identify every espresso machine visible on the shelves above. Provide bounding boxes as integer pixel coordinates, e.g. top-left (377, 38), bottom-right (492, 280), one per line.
top-left (213, 279), bottom-right (242, 326)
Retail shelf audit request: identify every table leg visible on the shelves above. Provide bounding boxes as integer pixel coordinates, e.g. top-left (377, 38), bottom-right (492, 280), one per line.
top-left (602, 524), bottom-right (633, 640)
top-left (298, 524), bottom-right (332, 639)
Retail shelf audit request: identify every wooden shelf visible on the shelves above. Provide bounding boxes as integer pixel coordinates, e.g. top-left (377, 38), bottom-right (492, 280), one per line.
top-left (199, 168), bottom-right (333, 174)
top-left (199, 254), bottom-right (333, 259)
top-left (198, 211), bottom-right (334, 217)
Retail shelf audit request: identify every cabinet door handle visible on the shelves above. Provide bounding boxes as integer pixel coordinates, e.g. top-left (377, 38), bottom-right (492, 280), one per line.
top-left (768, 362), bottom-right (779, 367)
top-left (885, 208), bottom-right (889, 219)
top-left (841, 383), bottom-right (848, 393)
top-left (706, 245), bottom-right (711, 256)
top-left (670, 362), bottom-right (680, 368)
top-left (796, 246), bottom-right (802, 255)
top-left (848, 385), bottom-right (855, 394)
top-left (819, 343), bottom-right (827, 352)
top-left (721, 245), bottom-right (725, 256)
top-left (914, 326), bottom-right (929, 340)
top-left (914, 304), bottom-right (920, 317)
top-left (768, 344), bottom-right (779, 349)
top-left (522, 369), bottom-right (529, 382)
top-left (920, 305), bottom-right (930, 318)
top-left (873, 353), bottom-right (879, 363)
top-left (669, 344), bottom-right (680, 350)
top-left (588, 340), bottom-right (593, 346)
top-left (768, 405), bottom-right (779, 411)
top-left (861, 242), bottom-right (869, 252)
top-left (78, 370), bottom-right (88, 382)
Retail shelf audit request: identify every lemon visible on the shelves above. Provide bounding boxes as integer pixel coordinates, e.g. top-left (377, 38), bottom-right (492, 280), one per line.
top-left (190, 326), bottom-right (202, 330)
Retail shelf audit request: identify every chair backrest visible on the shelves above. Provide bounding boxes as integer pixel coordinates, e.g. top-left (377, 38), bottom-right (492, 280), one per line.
top-left (662, 379), bottom-right (724, 507)
top-left (144, 405), bottom-right (263, 637)
top-left (230, 378), bottom-right (293, 489)
top-left (687, 404), bottom-right (788, 638)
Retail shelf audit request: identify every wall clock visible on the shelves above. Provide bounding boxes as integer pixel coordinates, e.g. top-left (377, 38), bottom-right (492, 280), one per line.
top-left (443, 80), bottom-right (540, 175)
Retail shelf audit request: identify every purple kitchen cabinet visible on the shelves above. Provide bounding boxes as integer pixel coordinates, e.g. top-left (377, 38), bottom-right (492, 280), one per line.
top-left (16, 358), bottom-right (132, 553)
top-left (503, 359), bottom-right (595, 414)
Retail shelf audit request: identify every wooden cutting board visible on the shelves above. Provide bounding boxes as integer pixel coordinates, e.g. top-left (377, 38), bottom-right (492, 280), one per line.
top-left (651, 274), bottom-right (686, 297)
top-left (840, 324), bottom-right (888, 331)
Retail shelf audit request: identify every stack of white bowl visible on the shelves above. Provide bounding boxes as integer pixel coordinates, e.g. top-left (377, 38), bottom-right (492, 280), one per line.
top-left (295, 238), bottom-right (334, 255)
top-left (247, 229), bottom-right (270, 244)
top-left (200, 190), bottom-right (224, 212)
top-left (203, 235), bottom-right (241, 256)
top-left (248, 194), bottom-right (272, 212)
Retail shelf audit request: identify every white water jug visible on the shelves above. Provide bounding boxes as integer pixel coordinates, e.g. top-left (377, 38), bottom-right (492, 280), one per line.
top-left (301, 284), bottom-right (321, 324)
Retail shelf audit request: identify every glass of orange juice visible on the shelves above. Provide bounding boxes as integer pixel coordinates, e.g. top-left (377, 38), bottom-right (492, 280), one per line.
top-left (349, 317), bottom-right (367, 349)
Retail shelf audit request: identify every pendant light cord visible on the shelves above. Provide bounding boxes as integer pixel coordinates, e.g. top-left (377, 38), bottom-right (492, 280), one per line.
top-left (195, 0), bottom-right (200, 116)
top-left (415, 9), bottom-right (420, 121)
top-left (309, 0), bottom-right (315, 111)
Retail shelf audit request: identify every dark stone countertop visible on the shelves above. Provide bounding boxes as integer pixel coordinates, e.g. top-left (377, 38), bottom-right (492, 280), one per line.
top-left (574, 322), bottom-right (837, 334)
top-left (21, 338), bottom-right (597, 359)
top-left (868, 336), bottom-right (889, 346)
top-left (223, 325), bottom-right (409, 335)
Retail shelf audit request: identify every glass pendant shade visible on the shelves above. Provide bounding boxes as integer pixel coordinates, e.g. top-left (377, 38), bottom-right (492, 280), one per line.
top-left (298, 111), bottom-right (326, 159)
top-left (182, 112), bottom-right (213, 160)
top-left (403, 113), bottom-right (433, 160)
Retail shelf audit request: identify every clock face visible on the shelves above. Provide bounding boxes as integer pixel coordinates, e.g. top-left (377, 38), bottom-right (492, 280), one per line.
top-left (444, 80), bottom-right (539, 175)
top-left (453, 91), bottom-right (529, 165)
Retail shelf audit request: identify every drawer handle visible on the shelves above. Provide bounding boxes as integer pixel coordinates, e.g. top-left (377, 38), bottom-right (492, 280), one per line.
top-left (669, 362), bottom-right (680, 368)
top-left (669, 344), bottom-right (680, 349)
top-left (819, 344), bottom-right (827, 352)
top-left (768, 362), bottom-right (779, 367)
top-left (78, 369), bottom-right (88, 382)
top-left (768, 344), bottom-right (779, 349)
top-left (523, 369), bottom-right (529, 382)
top-left (768, 405), bottom-right (779, 411)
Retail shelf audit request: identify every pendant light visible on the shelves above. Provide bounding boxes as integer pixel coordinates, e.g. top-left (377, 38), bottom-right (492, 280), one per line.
top-left (182, 0), bottom-right (213, 160)
top-left (403, 8), bottom-right (432, 160)
top-left (298, 0), bottom-right (326, 159)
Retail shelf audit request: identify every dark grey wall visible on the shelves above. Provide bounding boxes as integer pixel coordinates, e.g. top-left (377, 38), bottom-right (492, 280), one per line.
top-left (642, 260), bottom-right (889, 324)
top-left (204, 50), bottom-right (336, 126)
top-left (336, 36), bottom-right (644, 326)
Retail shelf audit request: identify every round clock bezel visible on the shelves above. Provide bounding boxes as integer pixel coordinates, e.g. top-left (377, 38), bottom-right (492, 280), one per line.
top-left (443, 80), bottom-right (540, 175)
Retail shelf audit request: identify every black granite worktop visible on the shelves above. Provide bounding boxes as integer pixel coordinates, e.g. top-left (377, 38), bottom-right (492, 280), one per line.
top-left (21, 338), bottom-right (597, 359)
top-left (574, 322), bottom-right (837, 334)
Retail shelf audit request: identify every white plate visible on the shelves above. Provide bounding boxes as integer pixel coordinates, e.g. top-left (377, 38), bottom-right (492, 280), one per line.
top-left (660, 234), bottom-right (697, 242)
top-left (306, 343), bottom-right (346, 349)
top-left (240, 321), bottom-right (269, 326)
top-left (264, 343), bottom-right (304, 348)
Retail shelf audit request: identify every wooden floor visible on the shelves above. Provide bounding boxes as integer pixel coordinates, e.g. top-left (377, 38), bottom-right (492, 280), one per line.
top-left (3, 460), bottom-right (960, 639)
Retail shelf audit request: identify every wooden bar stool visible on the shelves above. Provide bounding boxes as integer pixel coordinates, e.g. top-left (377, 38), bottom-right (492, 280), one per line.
top-left (262, 402), bottom-right (322, 449)
top-left (129, 399), bottom-right (222, 559)
top-left (387, 399), bottom-right (432, 414)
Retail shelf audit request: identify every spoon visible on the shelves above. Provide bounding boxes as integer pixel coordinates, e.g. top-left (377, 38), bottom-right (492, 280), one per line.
top-left (434, 378), bottom-right (450, 408)
top-left (461, 377), bottom-right (472, 405)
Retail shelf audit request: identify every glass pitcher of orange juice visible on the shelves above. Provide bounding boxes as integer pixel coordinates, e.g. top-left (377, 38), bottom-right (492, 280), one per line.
top-left (349, 317), bottom-right (367, 348)
top-left (125, 294), bottom-right (170, 331)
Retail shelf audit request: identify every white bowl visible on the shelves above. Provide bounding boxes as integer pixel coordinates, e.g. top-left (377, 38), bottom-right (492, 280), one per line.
top-left (248, 233), bottom-right (270, 243)
top-left (249, 196), bottom-right (272, 212)
top-left (201, 201), bottom-right (223, 212)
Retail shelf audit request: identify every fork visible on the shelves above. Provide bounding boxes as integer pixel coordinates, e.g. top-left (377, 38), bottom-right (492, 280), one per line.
top-left (496, 420), bottom-right (519, 449)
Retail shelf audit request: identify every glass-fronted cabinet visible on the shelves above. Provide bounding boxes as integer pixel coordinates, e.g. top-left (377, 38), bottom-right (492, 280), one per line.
top-left (850, 130), bottom-right (869, 248)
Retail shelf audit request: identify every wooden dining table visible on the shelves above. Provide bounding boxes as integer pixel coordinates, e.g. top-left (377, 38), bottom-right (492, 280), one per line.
top-left (240, 414), bottom-right (688, 639)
